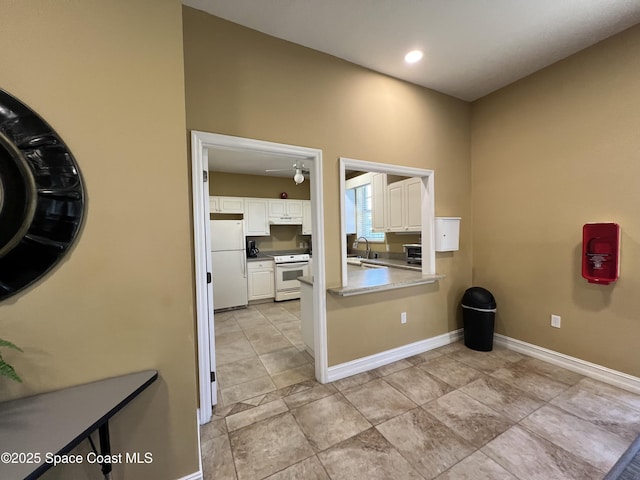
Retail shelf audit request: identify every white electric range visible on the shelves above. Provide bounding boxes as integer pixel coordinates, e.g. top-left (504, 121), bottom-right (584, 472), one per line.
top-left (271, 253), bottom-right (310, 301)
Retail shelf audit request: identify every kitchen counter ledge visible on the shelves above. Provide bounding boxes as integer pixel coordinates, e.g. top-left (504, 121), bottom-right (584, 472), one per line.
top-left (359, 258), bottom-right (422, 271)
top-left (328, 267), bottom-right (445, 296)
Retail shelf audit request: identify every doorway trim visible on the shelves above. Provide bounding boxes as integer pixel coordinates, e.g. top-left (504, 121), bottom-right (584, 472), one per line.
top-left (191, 131), bottom-right (327, 425)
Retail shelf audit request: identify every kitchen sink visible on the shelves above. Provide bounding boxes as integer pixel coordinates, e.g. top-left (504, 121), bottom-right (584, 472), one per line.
top-left (346, 258), bottom-right (387, 269)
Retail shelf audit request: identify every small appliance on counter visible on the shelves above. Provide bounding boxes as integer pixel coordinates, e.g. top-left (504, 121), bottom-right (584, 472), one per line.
top-left (246, 239), bottom-right (259, 258)
top-left (403, 244), bottom-right (422, 265)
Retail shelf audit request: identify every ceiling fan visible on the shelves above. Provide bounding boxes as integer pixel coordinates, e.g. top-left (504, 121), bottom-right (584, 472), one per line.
top-left (265, 160), bottom-right (310, 184)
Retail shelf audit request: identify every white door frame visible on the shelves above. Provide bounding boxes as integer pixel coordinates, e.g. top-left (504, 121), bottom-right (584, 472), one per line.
top-left (191, 131), bottom-right (327, 425)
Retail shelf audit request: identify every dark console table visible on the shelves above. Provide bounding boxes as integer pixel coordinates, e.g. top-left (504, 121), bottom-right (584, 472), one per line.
top-left (0, 370), bottom-right (158, 479)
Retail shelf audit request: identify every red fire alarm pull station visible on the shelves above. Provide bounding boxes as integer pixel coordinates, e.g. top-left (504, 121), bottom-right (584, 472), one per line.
top-left (582, 223), bottom-right (620, 285)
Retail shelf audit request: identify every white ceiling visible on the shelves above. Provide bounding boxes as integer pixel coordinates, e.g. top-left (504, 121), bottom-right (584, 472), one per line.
top-left (187, 0), bottom-right (640, 175)
top-left (183, 0), bottom-right (640, 101)
top-left (207, 147), bottom-right (312, 178)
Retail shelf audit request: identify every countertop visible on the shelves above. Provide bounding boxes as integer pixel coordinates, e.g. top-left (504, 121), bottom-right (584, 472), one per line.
top-left (328, 267), bottom-right (445, 296)
top-left (299, 258), bottom-right (444, 295)
top-left (247, 249), bottom-right (311, 262)
top-left (357, 257), bottom-right (422, 271)
top-left (247, 253), bottom-right (274, 262)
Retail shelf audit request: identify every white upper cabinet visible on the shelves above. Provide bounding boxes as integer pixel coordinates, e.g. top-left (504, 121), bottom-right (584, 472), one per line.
top-left (386, 177), bottom-right (422, 232)
top-left (268, 199), bottom-right (303, 224)
top-left (302, 200), bottom-right (313, 235)
top-left (371, 173), bottom-right (387, 232)
top-left (386, 181), bottom-right (405, 231)
top-left (405, 177), bottom-right (422, 231)
top-left (210, 196), bottom-right (244, 214)
top-left (286, 200), bottom-right (304, 217)
top-left (268, 199), bottom-right (303, 217)
top-left (244, 198), bottom-right (270, 236)
top-left (268, 199), bottom-right (286, 217)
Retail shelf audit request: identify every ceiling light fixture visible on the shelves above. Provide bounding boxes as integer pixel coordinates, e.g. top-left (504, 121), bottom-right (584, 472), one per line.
top-left (293, 168), bottom-right (304, 185)
top-left (404, 49), bottom-right (423, 64)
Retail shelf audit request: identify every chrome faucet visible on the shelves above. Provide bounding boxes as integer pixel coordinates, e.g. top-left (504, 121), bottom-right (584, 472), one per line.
top-left (356, 236), bottom-right (370, 259)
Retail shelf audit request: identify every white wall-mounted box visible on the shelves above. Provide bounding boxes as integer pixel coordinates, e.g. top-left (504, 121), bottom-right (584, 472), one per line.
top-left (435, 217), bottom-right (461, 252)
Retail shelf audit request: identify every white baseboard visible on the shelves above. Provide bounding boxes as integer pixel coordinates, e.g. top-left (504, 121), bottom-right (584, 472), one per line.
top-left (325, 329), bottom-right (640, 395)
top-left (326, 329), bottom-right (463, 383)
top-left (494, 334), bottom-right (640, 395)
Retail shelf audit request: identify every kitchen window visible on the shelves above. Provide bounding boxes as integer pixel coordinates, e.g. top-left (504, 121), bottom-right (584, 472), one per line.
top-left (354, 183), bottom-right (385, 242)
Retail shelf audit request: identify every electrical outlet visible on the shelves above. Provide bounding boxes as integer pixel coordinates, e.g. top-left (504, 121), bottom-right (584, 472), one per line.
top-left (551, 314), bottom-right (561, 328)
top-left (386, 244), bottom-right (390, 252)
top-left (352, 242), bottom-right (358, 249)
top-left (401, 312), bottom-right (407, 324)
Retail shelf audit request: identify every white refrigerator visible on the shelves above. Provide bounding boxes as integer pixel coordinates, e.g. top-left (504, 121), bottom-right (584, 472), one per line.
top-left (210, 220), bottom-right (248, 310)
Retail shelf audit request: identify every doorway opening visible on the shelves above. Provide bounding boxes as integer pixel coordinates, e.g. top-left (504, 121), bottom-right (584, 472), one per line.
top-left (191, 131), bottom-right (327, 425)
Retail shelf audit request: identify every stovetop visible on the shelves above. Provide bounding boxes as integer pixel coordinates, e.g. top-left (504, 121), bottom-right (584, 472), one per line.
top-left (272, 253), bottom-right (310, 264)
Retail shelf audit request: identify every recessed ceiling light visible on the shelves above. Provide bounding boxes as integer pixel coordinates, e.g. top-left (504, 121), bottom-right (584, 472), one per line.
top-left (404, 50), bottom-right (423, 64)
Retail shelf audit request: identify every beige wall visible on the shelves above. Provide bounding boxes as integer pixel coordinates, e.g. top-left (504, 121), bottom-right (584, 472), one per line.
top-left (0, 2), bottom-right (199, 479)
top-left (209, 171), bottom-right (311, 199)
top-left (6, 4), bottom-right (635, 479)
top-left (183, 8), bottom-right (472, 365)
top-left (471, 25), bottom-right (640, 377)
top-left (249, 225), bottom-right (309, 252)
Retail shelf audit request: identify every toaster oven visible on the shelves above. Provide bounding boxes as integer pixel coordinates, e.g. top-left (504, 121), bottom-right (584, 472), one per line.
top-left (403, 244), bottom-right (422, 265)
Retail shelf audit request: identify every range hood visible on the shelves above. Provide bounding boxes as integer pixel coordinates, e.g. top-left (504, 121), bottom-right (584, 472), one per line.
top-left (269, 216), bottom-right (302, 225)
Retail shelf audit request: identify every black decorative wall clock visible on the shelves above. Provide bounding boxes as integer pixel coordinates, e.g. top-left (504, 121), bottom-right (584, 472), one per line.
top-left (0, 89), bottom-right (86, 301)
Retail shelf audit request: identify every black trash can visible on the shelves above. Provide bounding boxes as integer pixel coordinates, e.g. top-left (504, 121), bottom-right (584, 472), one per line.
top-left (462, 287), bottom-right (496, 351)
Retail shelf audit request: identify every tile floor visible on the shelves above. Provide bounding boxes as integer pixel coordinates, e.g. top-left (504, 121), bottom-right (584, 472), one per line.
top-left (202, 300), bottom-right (640, 480)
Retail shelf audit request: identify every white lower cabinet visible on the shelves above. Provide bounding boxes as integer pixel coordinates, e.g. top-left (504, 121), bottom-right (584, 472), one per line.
top-left (247, 260), bottom-right (274, 301)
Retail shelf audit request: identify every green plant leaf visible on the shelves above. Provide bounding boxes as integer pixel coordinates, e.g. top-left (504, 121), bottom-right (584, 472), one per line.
top-left (0, 361), bottom-right (22, 383)
top-left (0, 338), bottom-right (23, 352)
top-left (0, 338), bottom-right (23, 382)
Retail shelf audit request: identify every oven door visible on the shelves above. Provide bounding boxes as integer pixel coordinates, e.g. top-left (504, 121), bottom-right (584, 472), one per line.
top-left (275, 261), bottom-right (309, 299)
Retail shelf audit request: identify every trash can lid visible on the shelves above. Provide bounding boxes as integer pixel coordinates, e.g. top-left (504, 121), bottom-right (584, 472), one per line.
top-left (461, 287), bottom-right (496, 309)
